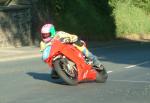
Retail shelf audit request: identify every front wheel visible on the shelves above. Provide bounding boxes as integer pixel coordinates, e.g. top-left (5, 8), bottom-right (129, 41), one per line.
top-left (95, 65), bottom-right (108, 83)
top-left (53, 58), bottom-right (78, 85)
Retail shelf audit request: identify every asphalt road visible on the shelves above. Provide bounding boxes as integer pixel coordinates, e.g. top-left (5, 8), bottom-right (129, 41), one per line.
top-left (0, 41), bottom-right (150, 103)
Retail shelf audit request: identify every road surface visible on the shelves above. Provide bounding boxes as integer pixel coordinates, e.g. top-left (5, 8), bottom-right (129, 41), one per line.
top-left (0, 41), bottom-right (150, 103)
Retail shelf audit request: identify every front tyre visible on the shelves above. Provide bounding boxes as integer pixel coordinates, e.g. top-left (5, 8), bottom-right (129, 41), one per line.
top-left (53, 58), bottom-right (78, 85)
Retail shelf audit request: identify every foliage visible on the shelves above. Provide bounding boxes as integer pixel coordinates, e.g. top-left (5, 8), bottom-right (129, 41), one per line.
top-left (34, 0), bottom-right (116, 40)
top-left (33, 0), bottom-right (150, 41)
top-left (109, 0), bottom-right (150, 36)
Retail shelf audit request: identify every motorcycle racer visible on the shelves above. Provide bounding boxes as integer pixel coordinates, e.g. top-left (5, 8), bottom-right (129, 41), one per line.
top-left (40, 23), bottom-right (104, 70)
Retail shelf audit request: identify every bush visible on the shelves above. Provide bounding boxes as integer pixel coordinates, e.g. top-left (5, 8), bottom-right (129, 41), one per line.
top-left (110, 0), bottom-right (150, 37)
top-left (33, 0), bottom-right (116, 41)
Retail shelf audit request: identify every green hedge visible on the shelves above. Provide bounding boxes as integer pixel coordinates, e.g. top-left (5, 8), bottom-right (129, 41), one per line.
top-left (33, 0), bottom-right (150, 42)
top-left (109, 0), bottom-right (150, 37)
top-left (34, 0), bottom-right (116, 41)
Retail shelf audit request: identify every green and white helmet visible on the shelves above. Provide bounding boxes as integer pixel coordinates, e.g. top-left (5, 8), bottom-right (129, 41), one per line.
top-left (41, 24), bottom-right (56, 42)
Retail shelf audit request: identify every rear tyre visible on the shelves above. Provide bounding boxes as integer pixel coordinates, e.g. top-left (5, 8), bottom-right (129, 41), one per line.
top-left (53, 58), bottom-right (78, 85)
top-left (95, 65), bottom-right (108, 83)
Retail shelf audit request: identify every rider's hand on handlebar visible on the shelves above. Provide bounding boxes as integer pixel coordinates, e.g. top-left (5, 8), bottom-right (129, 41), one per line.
top-left (60, 38), bottom-right (71, 43)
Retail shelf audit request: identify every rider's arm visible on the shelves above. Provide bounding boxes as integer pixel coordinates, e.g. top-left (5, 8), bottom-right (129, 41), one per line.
top-left (40, 41), bottom-right (46, 52)
top-left (56, 31), bottom-right (78, 43)
top-left (40, 41), bottom-right (51, 52)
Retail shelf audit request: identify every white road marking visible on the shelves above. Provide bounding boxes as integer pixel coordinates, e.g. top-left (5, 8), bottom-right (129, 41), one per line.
top-left (107, 71), bottom-right (113, 73)
top-left (0, 54), bottom-right (41, 62)
top-left (110, 80), bottom-right (150, 84)
top-left (125, 65), bottom-right (136, 68)
top-left (125, 61), bottom-right (150, 69)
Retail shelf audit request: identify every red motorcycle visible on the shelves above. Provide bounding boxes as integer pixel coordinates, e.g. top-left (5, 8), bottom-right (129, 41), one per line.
top-left (42, 39), bottom-right (108, 85)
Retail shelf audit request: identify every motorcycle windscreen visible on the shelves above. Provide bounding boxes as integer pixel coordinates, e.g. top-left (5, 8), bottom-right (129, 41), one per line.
top-left (42, 46), bottom-right (51, 61)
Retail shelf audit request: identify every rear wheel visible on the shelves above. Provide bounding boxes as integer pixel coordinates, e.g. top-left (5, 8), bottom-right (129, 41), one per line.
top-left (95, 65), bottom-right (108, 83)
top-left (53, 58), bottom-right (78, 85)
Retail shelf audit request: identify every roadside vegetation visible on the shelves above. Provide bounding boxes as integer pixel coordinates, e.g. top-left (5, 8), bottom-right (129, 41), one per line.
top-left (33, 0), bottom-right (150, 41)
top-left (109, 0), bottom-right (150, 40)
top-left (34, 0), bottom-right (115, 41)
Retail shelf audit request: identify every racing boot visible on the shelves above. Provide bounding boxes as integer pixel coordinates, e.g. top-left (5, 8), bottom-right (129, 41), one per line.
top-left (92, 56), bottom-right (104, 70)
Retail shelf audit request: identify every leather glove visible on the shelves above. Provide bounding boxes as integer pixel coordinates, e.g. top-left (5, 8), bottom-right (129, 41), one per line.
top-left (60, 38), bottom-right (71, 43)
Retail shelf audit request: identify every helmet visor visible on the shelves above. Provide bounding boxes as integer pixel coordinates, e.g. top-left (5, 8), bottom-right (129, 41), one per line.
top-left (42, 33), bottom-right (51, 39)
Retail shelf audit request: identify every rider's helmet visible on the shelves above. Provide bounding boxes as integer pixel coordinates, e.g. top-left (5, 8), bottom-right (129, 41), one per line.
top-left (41, 24), bottom-right (56, 42)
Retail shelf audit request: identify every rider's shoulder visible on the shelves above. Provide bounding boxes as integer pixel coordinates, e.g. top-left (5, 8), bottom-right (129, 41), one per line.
top-left (40, 41), bottom-right (45, 44)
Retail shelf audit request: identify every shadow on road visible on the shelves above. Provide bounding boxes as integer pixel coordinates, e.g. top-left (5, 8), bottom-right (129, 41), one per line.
top-left (26, 72), bottom-right (97, 85)
top-left (26, 72), bottom-right (66, 85)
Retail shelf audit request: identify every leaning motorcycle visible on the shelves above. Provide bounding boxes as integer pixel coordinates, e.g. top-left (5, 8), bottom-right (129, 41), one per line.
top-left (42, 39), bottom-right (108, 85)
